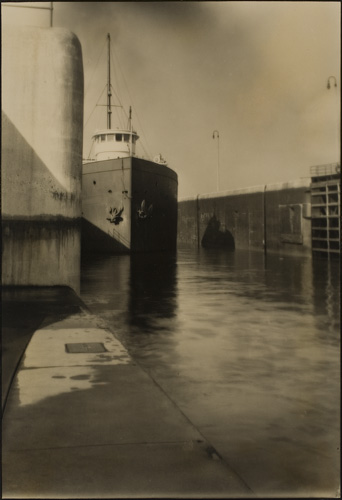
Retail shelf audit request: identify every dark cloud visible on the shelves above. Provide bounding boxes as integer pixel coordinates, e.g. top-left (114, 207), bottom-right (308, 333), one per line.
top-left (119, 1), bottom-right (211, 24)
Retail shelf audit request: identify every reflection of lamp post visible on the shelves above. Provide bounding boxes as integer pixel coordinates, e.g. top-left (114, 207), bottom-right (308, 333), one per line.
top-left (212, 130), bottom-right (220, 192)
top-left (327, 76), bottom-right (337, 89)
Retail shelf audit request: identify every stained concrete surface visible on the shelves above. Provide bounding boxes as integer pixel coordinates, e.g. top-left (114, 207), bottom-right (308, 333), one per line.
top-left (2, 287), bottom-right (253, 498)
top-left (2, 287), bottom-right (86, 409)
top-left (2, 26), bottom-right (83, 291)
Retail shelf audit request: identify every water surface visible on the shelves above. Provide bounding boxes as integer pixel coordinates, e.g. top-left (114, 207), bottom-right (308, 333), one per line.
top-left (81, 248), bottom-right (340, 497)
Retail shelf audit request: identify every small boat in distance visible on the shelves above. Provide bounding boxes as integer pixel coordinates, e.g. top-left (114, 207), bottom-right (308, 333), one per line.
top-left (82, 34), bottom-right (178, 254)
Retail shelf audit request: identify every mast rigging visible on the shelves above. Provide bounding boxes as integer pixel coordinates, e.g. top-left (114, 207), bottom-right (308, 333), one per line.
top-left (107, 33), bottom-right (112, 129)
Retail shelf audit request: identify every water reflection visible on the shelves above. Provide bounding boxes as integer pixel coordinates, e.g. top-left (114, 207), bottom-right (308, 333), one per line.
top-left (129, 253), bottom-right (177, 330)
top-left (312, 257), bottom-right (340, 338)
top-left (81, 248), bottom-right (340, 496)
top-left (81, 252), bottom-right (179, 359)
top-left (80, 254), bottom-right (130, 328)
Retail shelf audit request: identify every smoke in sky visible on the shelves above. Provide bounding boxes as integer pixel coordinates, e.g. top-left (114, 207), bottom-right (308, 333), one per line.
top-left (6, 2), bottom-right (339, 198)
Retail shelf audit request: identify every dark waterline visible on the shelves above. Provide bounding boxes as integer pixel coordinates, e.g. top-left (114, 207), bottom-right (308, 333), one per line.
top-left (80, 248), bottom-right (340, 497)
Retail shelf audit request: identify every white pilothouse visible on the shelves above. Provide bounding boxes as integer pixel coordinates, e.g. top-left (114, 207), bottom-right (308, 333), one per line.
top-left (90, 110), bottom-right (139, 161)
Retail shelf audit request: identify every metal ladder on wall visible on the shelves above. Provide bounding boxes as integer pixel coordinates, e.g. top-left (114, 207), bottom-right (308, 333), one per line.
top-left (310, 163), bottom-right (341, 257)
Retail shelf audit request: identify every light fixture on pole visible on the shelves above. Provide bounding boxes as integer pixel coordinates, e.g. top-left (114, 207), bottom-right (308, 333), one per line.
top-left (327, 76), bottom-right (337, 89)
top-left (212, 130), bottom-right (220, 192)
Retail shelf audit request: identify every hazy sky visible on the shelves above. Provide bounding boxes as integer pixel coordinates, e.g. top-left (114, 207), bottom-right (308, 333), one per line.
top-left (4, 2), bottom-right (341, 199)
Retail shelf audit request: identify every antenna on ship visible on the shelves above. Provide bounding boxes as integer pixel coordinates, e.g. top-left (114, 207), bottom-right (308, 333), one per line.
top-left (107, 33), bottom-right (112, 129)
top-left (129, 106), bottom-right (132, 130)
top-left (129, 106), bottom-right (133, 156)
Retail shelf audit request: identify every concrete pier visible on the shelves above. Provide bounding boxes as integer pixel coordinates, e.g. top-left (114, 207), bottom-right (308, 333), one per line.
top-left (2, 289), bottom-right (253, 498)
top-left (2, 26), bottom-right (84, 292)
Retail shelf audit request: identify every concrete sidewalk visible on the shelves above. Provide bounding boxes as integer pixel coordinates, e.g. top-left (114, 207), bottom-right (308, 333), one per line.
top-left (2, 287), bottom-right (86, 409)
top-left (2, 290), bottom-right (253, 498)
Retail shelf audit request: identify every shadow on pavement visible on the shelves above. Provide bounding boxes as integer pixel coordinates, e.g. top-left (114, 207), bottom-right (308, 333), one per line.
top-left (2, 286), bottom-right (86, 410)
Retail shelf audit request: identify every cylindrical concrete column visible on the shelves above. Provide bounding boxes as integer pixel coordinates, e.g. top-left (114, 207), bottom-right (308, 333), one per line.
top-left (2, 26), bottom-right (84, 292)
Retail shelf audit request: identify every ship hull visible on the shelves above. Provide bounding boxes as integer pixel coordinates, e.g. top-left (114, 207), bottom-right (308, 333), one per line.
top-left (82, 157), bottom-right (178, 254)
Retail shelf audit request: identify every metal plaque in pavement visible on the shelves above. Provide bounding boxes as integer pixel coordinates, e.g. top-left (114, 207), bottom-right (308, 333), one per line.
top-left (65, 342), bottom-right (108, 353)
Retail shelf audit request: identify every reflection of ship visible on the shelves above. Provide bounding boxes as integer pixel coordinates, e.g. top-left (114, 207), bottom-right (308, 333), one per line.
top-left (82, 34), bottom-right (178, 254)
top-left (128, 253), bottom-right (177, 331)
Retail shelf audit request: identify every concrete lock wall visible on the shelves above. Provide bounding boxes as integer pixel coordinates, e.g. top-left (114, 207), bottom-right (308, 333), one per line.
top-left (178, 179), bottom-right (312, 257)
top-left (2, 26), bottom-right (84, 292)
top-left (264, 180), bottom-right (312, 255)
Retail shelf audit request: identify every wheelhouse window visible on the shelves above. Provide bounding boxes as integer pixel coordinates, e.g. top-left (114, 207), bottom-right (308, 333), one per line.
top-left (100, 134), bottom-right (106, 142)
top-left (116, 134), bottom-right (122, 142)
top-left (124, 134), bottom-right (130, 142)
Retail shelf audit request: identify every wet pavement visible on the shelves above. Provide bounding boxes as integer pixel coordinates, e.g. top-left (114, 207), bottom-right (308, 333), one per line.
top-left (2, 287), bottom-right (253, 498)
top-left (2, 287), bottom-right (86, 409)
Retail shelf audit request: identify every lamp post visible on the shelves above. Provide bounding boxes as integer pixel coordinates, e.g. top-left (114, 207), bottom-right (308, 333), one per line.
top-left (50, 2), bottom-right (53, 28)
top-left (212, 130), bottom-right (220, 192)
top-left (327, 76), bottom-right (337, 89)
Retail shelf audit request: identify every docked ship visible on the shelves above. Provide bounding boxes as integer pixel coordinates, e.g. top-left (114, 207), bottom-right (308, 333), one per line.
top-left (82, 34), bottom-right (178, 254)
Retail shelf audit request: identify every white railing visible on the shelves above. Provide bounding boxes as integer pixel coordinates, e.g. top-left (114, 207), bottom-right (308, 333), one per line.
top-left (310, 163), bottom-right (340, 177)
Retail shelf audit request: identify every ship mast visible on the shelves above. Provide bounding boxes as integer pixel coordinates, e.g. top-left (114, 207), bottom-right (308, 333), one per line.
top-left (107, 33), bottom-right (112, 129)
top-left (129, 106), bottom-right (133, 156)
top-left (129, 106), bottom-right (132, 131)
